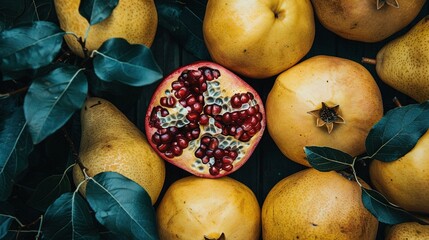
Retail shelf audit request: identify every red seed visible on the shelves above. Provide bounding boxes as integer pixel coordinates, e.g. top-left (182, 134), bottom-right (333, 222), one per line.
top-left (202, 156), bottom-right (210, 164)
top-left (164, 151), bottom-right (174, 158)
top-left (222, 113), bottom-right (232, 124)
top-left (201, 136), bottom-right (212, 145)
top-left (186, 112), bottom-right (199, 122)
top-left (172, 145), bottom-right (183, 156)
top-left (199, 114), bottom-right (209, 125)
top-left (209, 166), bottom-right (220, 176)
top-left (204, 105), bottom-right (213, 115)
top-left (151, 133), bottom-right (161, 144)
top-left (222, 156), bottom-right (233, 165)
top-left (214, 149), bottom-right (224, 160)
top-left (176, 87), bottom-right (189, 99)
top-left (171, 80), bottom-right (183, 90)
top-left (193, 102), bottom-right (203, 113)
top-left (195, 148), bottom-right (204, 158)
top-left (177, 137), bottom-right (188, 148)
top-left (231, 94), bottom-right (242, 108)
top-left (222, 164), bottom-right (233, 172)
top-left (157, 143), bottom-right (169, 153)
top-left (160, 133), bottom-right (172, 143)
top-left (208, 138), bottom-right (219, 150)
top-left (240, 93), bottom-right (249, 103)
top-left (229, 151), bottom-right (238, 160)
top-left (212, 104), bottom-right (222, 115)
top-left (161, 109), bottom-right (169, 117)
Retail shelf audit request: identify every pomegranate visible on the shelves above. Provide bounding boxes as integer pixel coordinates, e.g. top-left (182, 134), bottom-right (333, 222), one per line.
top-left (156, 176), bottom-right (261, 240)
top-left (145, 61), bottom-right (265, 178)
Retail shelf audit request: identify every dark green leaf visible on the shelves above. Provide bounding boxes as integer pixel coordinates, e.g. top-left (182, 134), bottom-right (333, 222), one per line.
top-left (157, 2), bottom-right (210, 60)
top-left (24, 65), bottom-right (88, 144)
top-left (79, 0), bottom-right (119, 25)
top-left (361, 187), bottom-right (425, 225)
top-left (304, 146), bottom-right (354, 172)
top-left (27, 174), bottom-right (71, 212)
top-left (366, 101), bottom-right (429, 162)
top-left (93, 38), bottom-right (163, 87)
top-left (43, 192), bottom-right (100, 240)
top-left (86, 172), bottom-right (159, 240)
top-left (0, 21), bottom-right (64, 73)
top-left (0, 98), bottom-right (33, 201)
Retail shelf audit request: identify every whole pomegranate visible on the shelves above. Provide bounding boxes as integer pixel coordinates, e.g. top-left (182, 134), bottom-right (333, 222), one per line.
top-left (262, 168), bottom-right (379, 240)
top-left (369, 130), bottom-right (429, 214)
top-left (145, 61), bottom-right (265, 178)
top-left (266, 55), bottom-right (383, 166)
top-left (156, 176), bottom-right (261, 240)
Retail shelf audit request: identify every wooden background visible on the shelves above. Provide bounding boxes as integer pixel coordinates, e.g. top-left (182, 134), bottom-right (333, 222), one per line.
top-left (134, 2), bottom-right (429, 239)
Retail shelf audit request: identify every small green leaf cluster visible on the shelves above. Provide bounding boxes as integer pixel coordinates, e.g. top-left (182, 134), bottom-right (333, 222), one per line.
top-left (1, 0), bottom-right (162, 238)
top-left (304, 101), bottom-right (429, 225)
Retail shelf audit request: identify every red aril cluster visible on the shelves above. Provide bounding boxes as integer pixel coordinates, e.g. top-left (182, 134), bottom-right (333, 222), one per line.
top-left (145, 61), bottom-right (265, 178)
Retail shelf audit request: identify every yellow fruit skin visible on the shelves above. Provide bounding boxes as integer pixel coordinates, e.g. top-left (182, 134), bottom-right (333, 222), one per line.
top-left (266, 55), bottom-right (383, 166)
top-left (369, 130), bottom-right (429, 214)
top-left (262, 168), bottom-right (379, 240)
top-left (203, 0), bottom-right (315, 79)
top-left (311, 0), bottom-right (426, 42)
top-left (156, 176), bottom-right (261, 240)
top-left (385, 222), bottom-right (429, 240)
top-left (54, 0), bottom-right (158, 57)
top-left (73, 97), bottom-right (165, 205)
top-left (376, 15), bottom-right (429, 103)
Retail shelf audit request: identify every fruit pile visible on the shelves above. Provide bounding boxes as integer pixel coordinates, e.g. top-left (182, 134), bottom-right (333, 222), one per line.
top-left (68, 0), bottom-right (429, 240)
top-left (1, 0), bottom-right (429, 239)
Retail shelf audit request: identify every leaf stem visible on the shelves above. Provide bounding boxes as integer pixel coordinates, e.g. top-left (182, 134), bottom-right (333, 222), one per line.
top-left (0, 86), bottom-right (29, 99)
top-left (35, 215), bottom-right (43, 240)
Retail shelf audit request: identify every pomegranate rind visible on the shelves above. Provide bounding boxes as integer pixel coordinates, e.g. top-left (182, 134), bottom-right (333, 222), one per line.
top-left (145, 61), bottom-right (265, 178)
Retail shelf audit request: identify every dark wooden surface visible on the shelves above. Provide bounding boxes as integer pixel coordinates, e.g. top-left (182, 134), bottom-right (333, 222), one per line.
top-left (135, 3), bottom-right (429, 239)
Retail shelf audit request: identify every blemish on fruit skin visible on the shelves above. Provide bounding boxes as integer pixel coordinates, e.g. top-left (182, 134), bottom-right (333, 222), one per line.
top-left (89, 100), bottom-right (102, 108)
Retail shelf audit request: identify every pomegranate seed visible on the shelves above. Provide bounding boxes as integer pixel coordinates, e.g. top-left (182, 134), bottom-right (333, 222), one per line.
top-left (247, 106), bottom-right (257, 116)
top-left (204, 105), bottom-right (213, 115)
top-left (161, 109), bottom-right (169, 117)
top-left (222, 164), bottom-right (233, 172)
top-left (240, 93), bottom-right (249, 103)
top-left (169, 126), bottom-right (178, 134)
top-left (199, 114), bottom-right (209, 125)
top-left (157, 143), bottom-right (169, 153)
top-left (206, 149), bottom-right (214, 157)
top-left (231, 112), bottom-right (239, 121)
top-left (255, 112), bottom-right (263, 121)
top-left (186, 96), bottom-right (196, 106)
top-left (214, 121), bottom-right (223, 129)
top-left (254, 122), bottom-right (262, 131)
top-left (214, 149), bottom-right (224, 160)
top-left (248, 92), bottom-right (254, 100)
top-left (248, 128), bottom-right (257, 136)
top-left (222, 156), bottom-right (233, 165)
top-left (240, 133), bottom-right (251, 142)
top-left (171, 80), bottom-right (183, 90)
top-left (202, 68), bottom-right (214, 80)
top-left (202, 156), bottom-right (210, 164)
top-left (186, 112), bottom-right (199, 122)
top-left (191, 128), bottom-right (200, 138)
top-left (176, 87), bottom-right (189, 99)
top-left (228, 126), bottom-right (236, 135)
top-left (201, 136), bottom-right (211, 145)
top-left (193, 102), bottom-right (203, 113)
top-left (160, 96), bottom-right (176, 107)
top-left (172, 145), bottom-right (182, 156)
top-left (209, 166), bottom-right (220, 176)
top-left (164, 151), bottom-right (174, 158)
top-left (160, 133), bottom-right (172, 143)
top-left (200, 82), bottom-right (207, 92)
top-left (177, 137), bottom-right (188, 148)
top-left (208, 138), bottom-right (219, 150)
top-left (242, 118), bottom-right (254, 131)
top-left (160, 128), bottom-right (168, 134)
top-left (188, 122), bottom-right (199, 129)
top-left (235, 127), bottom-right (244, 139)
top-left (151, 133), bottom-right (161, 144)
top-left (231, 94), bottom-right (242, 108)
top-left (239, 110), bottom-right (247, 118)
top-left (190, 70), bottom-right (202, 78)
top-left (229, 151), bottom-right (238, 160)
top-left (195, 148), bottom-right (204, 158)
top-left (212, 104), bottom-right (222, 115)
top-left (222, 113), bottom-right (232, 124)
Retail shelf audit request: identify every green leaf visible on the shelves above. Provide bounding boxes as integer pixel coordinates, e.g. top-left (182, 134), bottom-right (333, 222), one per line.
top-left (0, 98), bottom-right (33, 201)
top-left (43, 192), bottom-right (100, 240)
top-left (79, 0), bottom-right (119, 25)
top-left (24, 65), bottom-right (88, 144)
top-left (93, 38), bottom-right (163, 87)
top-left (157, 2), bottom-right (211, 60)
top-left (27, 174), bottom-right (71, 212)
top-left (86, 172), bottom-right (159, 240)
top-left (361, 187), bottom-right (425, 225)
top-left (366, 101), bottom-right (429, 162)
top-left (0, 21), bottom-right (64, 73)
top-left (304, 146), bottom-right (354, 172)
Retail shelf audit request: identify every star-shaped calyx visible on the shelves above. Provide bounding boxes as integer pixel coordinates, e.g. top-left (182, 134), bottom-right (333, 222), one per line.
top-left (307, 102), bottom-right (345, 134)
top-left (377, 0), bottom-right (399, 10)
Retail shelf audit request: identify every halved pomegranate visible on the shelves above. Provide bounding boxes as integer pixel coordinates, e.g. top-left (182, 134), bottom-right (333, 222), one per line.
top-left (145, 61), bottom-right (265, 178)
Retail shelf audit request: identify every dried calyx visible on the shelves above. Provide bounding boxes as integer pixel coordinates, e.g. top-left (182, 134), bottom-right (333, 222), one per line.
top-left (145, 61), bottom-right (265, 178)
top-left (307, 102), bottom-right (345, 134)
top-left (377, 0), bottom-right (399, 10)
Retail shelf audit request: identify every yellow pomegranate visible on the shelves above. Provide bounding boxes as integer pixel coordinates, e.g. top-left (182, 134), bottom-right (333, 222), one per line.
top-left (54, 0), bottom-right (158, 57)
top-left (203, 0), bottom-right (315, 79)
top-left (385, 222), bottom-right (429, 240)
top-left (266, 55), bottom-right (383, 166)
top-left (156, 176), bottom-right (261, 240)
top-left (73, 97), bottom-right (165, 205)
top-left (369, 130), bottom-right (429, 214)
top-left (262, 168), bottom-right (379, 240)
